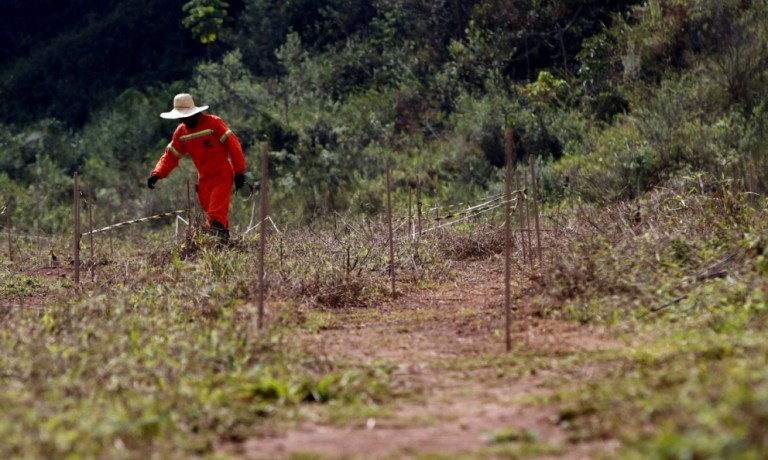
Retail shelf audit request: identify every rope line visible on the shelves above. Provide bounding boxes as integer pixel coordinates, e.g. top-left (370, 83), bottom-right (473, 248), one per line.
top-left (81, 210), bottom-right (187, 236)
top-left (421, 197), bottom-right (518, 234)
top-left (433, 195), bottom-right (504, 221)
top-left (394, 189), bottom-right (527, 224)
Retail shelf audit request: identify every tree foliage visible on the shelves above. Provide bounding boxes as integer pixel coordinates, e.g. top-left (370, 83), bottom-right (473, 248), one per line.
top-left (182, 0), bottom-right (231, 44)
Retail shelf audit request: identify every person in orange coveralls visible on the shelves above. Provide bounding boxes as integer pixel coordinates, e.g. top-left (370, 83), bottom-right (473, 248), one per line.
top-left (147, 93), bottom-right (246, 240)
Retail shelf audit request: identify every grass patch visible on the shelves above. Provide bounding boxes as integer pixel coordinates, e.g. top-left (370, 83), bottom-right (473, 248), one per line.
top-left (0, 239), bottom-right (395, 459)
top-left (0, 271), bottom-right (50, 299)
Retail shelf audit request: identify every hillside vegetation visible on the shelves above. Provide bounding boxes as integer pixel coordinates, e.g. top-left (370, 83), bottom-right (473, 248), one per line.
top-left (2, 1), bottom-right (768, 459)
top-left (11, 0), bottom-right (768, 225)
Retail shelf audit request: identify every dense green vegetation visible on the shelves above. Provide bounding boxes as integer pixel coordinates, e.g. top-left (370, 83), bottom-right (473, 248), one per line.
top-left (3, 0), bottom-right (767, 226)
top-left (3, 1), bottom-right (765, 225)
top-left (2, 1), bottom-right (768, 458)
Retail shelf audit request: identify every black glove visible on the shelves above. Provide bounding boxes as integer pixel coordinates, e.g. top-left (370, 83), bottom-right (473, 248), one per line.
top-left (234, 173), bottom-right (245, 190)
top-left (147, 175), bottom-right (159, 189)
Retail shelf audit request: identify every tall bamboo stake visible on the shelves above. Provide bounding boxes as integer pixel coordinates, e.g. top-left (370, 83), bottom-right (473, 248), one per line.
top-left (257, 143), bottom-right (269, 330)
top-left (386, 159), bottom-right (396, 299)
top-left (529, 154), bottom-right (542, 263)
top-left (504, 129), bottom-right (514, 352)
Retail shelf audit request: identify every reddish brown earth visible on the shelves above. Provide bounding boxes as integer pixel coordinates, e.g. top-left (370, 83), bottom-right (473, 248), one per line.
top-left (231, 261), bottom-right (621, 460)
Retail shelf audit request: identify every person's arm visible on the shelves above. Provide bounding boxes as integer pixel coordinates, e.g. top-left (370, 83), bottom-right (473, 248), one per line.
top-left (150, 129), bottom-right (186, 180)
top-left (215, 118), bottom-right (246, 174)
top-left (225, 132), bottom-right (246, 174)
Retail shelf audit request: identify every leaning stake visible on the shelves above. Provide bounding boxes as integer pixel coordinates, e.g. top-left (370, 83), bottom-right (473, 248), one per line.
top-left (257, 143), bottom-right (269, 330)
top-left (386, 158), bottom-right (397, 299)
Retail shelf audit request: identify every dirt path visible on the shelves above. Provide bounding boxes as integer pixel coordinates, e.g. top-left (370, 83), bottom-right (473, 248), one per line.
top-left (236, 261), bottom-right (620, 459)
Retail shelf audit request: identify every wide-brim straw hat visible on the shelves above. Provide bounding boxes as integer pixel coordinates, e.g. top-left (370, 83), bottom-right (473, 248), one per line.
top-left (160, 93), bottom-right (209, 119)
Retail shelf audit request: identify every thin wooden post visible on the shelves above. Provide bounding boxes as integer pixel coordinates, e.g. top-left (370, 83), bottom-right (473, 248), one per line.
top-left (515, 170), bottom-right (528, 264)
top-left (257, 143), bottom-right (269, 330)
top-left (524, 169), bottom-right (533, 266)
top-left (5, 196), bottom-right (12, 262)
top-left (416, 176), bottom-right (422, 236)
top-left (504, 129), bottom-right (514, 352)
top-left (6, 213), bottom-right (11, 262)
top-left (386, 159), bottom-right (397, 299)
top-left (88, 183), bottom-right (95, 280)
top-left (73, 172), bottom-right (81, 286)
top-left (529, 154), bottom-right (542, 263)
top-left (35, 196), bottom-right (41, 254)
top-left (186, 178), bottom-right (192, 233)
top-left (515, 170), bottom-right (527, 267)
top-left (88, 184), bottom-right (94, 262)
top-left (407, 188), bottom-right (413, 238)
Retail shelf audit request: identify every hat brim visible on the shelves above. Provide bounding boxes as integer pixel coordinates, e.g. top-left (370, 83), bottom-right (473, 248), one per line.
top-left (160, 105), bottom-right (208, 119)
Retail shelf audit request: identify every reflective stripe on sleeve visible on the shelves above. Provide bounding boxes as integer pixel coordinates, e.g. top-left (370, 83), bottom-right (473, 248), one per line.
top-left (168, 144), bottom-right (183, 159)
top-left (220, 129), bottom-right (233, 143)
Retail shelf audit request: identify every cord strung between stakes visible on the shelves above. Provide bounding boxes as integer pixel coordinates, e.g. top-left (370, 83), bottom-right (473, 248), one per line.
top-left (81, 209), bottom-right (187, 237)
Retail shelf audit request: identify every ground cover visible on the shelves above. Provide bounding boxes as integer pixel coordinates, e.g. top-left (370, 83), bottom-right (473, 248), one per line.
top-left (0, 184), bottom-right (766, 459)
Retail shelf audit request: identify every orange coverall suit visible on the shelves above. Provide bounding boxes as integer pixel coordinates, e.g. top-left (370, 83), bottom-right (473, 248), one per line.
top-left (151, 113), bottom-right (246, 229)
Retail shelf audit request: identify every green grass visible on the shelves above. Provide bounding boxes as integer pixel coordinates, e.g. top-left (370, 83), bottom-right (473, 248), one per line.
top-left (0, 241), bottom-right (395, 459)
top-left (0, 270), bottom-right (51, 299)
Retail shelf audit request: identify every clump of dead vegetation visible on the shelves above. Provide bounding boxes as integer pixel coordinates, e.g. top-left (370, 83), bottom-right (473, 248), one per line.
top-left (433, 221), bottom-right (505, 261)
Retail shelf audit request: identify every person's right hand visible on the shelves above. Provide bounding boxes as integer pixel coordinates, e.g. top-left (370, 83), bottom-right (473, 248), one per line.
top-left (147, 175), bottom-right (159, 189)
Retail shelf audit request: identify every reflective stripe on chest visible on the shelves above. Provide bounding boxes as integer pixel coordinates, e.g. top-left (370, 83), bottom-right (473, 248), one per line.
top-left (180, 129), bottom-right (214, 142)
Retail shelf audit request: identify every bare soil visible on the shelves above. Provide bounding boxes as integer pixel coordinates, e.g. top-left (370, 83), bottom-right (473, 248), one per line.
top-left (233, 260), bottom-right (621, 460)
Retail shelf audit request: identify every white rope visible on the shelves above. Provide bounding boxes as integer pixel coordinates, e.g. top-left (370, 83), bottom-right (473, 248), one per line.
top-left (244, 216), bottom-right (281, 236)
top-left (420, 197), bottom-right (516, 234)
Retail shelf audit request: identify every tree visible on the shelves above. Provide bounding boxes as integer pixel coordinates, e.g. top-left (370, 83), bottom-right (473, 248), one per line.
top-left (182, 0), bottom-right (231, 45)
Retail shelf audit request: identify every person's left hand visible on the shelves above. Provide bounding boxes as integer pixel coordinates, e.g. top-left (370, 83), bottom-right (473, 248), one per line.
top-left (234, 173), bottom-right (245, 190)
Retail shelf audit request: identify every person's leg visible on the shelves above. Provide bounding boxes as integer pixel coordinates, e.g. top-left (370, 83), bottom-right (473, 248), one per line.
top-left (207, 174), bottom-right (233, 229)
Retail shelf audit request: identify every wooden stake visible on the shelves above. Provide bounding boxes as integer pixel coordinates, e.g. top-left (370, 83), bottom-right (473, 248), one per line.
top-left (88, 183), bottom-right (94, 280)
top-left (186, 178), bottom-right (192, 233)
top-left (257, 143), bottom-right (269, 330)
top-left (504, 129), bottom-right (514, 352)
top-left (386, 159), bottom-right (397, 299)
top-left (6, 211), bottom-right (11, 262)
top-left (515, 170), bottom-right (527, 267)
top-left (407, 188), bottom-right (413, 238)
top-left (529, 154), bottom-right (542, 263)
top-left (73, 172), bottom-right (80, 286)
top-left (416, 176), bottom-right (422, 237)
top-left (88, 184), bottom-right (94, 261)
top-left (524, 169), bottom-right (533, 266)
